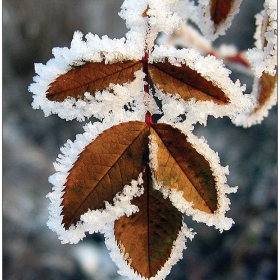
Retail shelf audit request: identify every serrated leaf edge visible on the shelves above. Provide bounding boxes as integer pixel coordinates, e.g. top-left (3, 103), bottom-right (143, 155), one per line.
top-left (150, 46), bottom-right (253, 125)
top-left (233, 74), bottom-right (277, 127)
top-left (29, 32), bottom-right (145, 121)
top-left (188, 0), bottom-right (243, 41)
top-left (149, 122), bottom-right (237, 232)
top-left (46, 115), bottom-right (147, 244)
top-left (104, 221), bottom-right (195, 280)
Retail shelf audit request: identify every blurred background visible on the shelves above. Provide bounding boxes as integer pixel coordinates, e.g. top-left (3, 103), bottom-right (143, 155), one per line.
top-left (3, 0), bottom-right (277, 279)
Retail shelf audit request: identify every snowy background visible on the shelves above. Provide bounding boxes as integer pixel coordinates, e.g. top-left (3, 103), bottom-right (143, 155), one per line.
top-left (3, 0), bottom-right (277, 279)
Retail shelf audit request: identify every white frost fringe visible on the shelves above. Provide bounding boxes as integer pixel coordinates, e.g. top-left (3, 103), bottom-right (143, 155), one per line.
top-left (29, 30), bottom-right (147, 122)
top-left (185, 0), bottom-right (243, 41)
top-left (151, 45), bottom-right (254, 127)
top-left (246, 0), bottom-right (277, 78)
top-left (234, 0), bottom-right (277, 127)
top-left (233, 75), bottom-right (277, 127)
top-left (150, 121), bottom-right (238, 232)
top-left (46, 111), bottom-right (146, 244)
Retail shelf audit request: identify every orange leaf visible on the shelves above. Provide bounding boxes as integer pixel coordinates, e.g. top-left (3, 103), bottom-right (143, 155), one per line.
top-left (114, 167), bottom-right (183, 279)
top-left (210, 0), bottom-right (237, 26)
top-left (149, 60), bottom-right (229, 104)
top-left (47, 60), bottom-right (141, 102)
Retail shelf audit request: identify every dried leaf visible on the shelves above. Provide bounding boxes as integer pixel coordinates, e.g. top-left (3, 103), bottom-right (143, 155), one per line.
top-left (47, 61), bottom-right (141, 101)
top-left (256, 72), bottom-right (277, 109)
top-left (114, 167), bottom-right (183, 279)
top-left (62, 121), bottom-right (218, 229)
top-left (150, 123), bottom-right (218, 213)
top-left (149, 60), bottom-right (229, 104)
top-left (210, 0), bottom-right (237, 26)
top-left (250, 71), bottom-right (278, 121)
top-left (246, 0), bottom-right (277, 78)
top-left (62, 121), bottom-right (149, 229)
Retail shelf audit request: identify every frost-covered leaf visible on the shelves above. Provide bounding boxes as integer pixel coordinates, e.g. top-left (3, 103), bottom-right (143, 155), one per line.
top-left (234, 0), bottom-right (277, 127)
top-left (29, 31), bottom-right (145, 121)
top-left (47, 61), bottom-right (141, 102)
top-left (114, 168), bottom-right (183, 279)
top-left (187, 0), bottom-right (243, 41)
top-left (247, 0), bottom-right (277, 78)
top-left (149, 60), bottom-right (228, 104)
top-left (210, 0), bottom-right (240, 26)
top-left (150, 123), bottom-right (217, 213)
top-left (150, 45), bottom-right (251, 126)
top-left (234, 71), bottom-right (277, 127)
top-left (61, 121), bottom-right (149, 229)
top-left (47, 116), bottom-right (235, 276)
top-left (61, 121), bottom-right (217, 229)
top-left (49, 117), bottom-right (234, 240)
top-left (256, 72), bottom-right (277, 110)
top-left (104, 218), bottom-right (195, 280)
top-left (30, 1), bottom-right (260, 278)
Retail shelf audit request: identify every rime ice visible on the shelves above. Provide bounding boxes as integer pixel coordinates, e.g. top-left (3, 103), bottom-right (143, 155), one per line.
top-left (29, 0), bottom-right (277, 279)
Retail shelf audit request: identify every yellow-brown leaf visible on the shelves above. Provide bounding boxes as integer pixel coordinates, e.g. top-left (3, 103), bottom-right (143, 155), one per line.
top-left (149, 61), bottom-right (229, 104)
top-left (151, 123), bottom-right (218, 213)
top-left (47, 61), bottom-right (141, 102)
top-left (62, 121), bottom-right (149, 229)
top-left (254, 71), bottom-right (277, 114)
top-left (114, 167), bottom-right (183, 279)
top-left (62, 121), bottom-right (218, 230)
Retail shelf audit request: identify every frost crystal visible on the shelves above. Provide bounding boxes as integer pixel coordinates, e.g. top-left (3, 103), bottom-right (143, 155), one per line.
top-left (29, 0), bottom-right (276, 278)
top-left (151, 45), bottom-right (253, 126)
top-left (234, 0), bottom-right (277, 127)
top-left (185, 0), bottom-right (243, 41)
top-left (246, 0), bottom-right (277, 78)
top-left (152, 123), bottom-right (238, 232)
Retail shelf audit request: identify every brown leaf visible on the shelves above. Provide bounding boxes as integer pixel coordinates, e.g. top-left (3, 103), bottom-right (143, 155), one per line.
top-left (254, 71), bottom-right (277, 113)
top-left (114, 167), bottom-right (183, 279)
top-left (210, 0), bottom-right (236, 26)
top-left (149, 61), bottom-right (229, 104)
top-left (62, 121), bottom-right (149, 229)
top-left (151, 123), bottom-right (218, 213)
top-left (62, 121), bottom-right (218, 230)
top-left (47, 60), bottom-right (141, 102)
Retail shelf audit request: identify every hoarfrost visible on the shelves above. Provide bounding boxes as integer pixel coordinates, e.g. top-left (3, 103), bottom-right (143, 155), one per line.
top-left (29, 31), bottom-right (146, 121)
top-left (119, 0), bottom-right (148, 49)
top-left (120, 0), bottom-right (184, 50)
top-left (233, 75), bottom-right (277, 127)
top-left (146, 0), bottom-right (183, 48)
top-left (246, 0), bottom-right (277, 78)
top-left (152, 122), bottom-right (238, 232)
top-left (46, 110), bottom-right (148, 244)
top-left (151, 45), bottom-right (253, 125)
top-left (233, 0), bottom-right (277, 127)
top-left (29, 0), bottom-right (268, 277)
top-left (47, 169), bottom-right (144, 244)
top-left (186, 0), bottom-right (243, 41)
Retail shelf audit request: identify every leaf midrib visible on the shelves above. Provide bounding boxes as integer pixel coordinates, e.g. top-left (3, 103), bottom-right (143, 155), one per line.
top-left (151, 125), bottom-right (215, 212)
top-left (49, 60), bottom-right (141, 96)
top-left (66, 123), bottom-right (148, 227)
